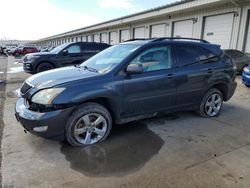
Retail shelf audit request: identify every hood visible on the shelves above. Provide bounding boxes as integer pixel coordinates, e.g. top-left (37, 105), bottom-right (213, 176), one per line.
top-left (26, 66), bottom-right (99, 89)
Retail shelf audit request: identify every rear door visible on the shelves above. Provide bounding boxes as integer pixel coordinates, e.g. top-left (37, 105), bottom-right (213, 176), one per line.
top-left (122, 45), bottom-right (178, 117)
top-left (57, 43), bottom-right (83, 66)
top-left (173, 43), bottom-right (219, 107)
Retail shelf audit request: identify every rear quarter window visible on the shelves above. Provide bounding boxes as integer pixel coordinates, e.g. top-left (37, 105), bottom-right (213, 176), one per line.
top-left (226, 50), bottom-right (245, 58)
top-left (82, 43), bottom-right (107, 53)
top-left (174, 44), bottom-right (207, 66)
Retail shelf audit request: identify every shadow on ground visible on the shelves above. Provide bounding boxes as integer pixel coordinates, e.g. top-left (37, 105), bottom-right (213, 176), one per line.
top-left (60, 121), bottom-right (164, 177)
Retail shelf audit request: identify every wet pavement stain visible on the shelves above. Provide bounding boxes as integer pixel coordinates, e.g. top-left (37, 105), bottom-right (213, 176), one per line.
top-left (60, 122), bottom-right (164, 177)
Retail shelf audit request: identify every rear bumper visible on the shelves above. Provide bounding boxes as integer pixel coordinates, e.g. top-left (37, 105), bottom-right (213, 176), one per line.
top-left (225, 81), bottom-right (237, 101)
top-left (242, 73), bottom-right (250, 86)
top-left (15, 98), bottom-right (74, 140)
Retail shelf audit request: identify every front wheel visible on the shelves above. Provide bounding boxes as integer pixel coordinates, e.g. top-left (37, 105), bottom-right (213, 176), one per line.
top-left (36, 62), bottom-right (54, 73)
top-left (66, 103), bottom-right (112, 147)
top-left (198, 88), bottom-right (223, 117)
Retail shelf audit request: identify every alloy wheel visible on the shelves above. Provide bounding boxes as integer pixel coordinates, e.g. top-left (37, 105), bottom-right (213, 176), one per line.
top-left (205, 93), bottom-right (222, 117)
top-left (73, 113), bottom-right (108, 145)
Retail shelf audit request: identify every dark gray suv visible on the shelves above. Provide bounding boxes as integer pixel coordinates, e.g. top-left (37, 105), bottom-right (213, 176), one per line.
top-left (15, 38), bottom-right (237, 146)
top-left (22, 42), bottom-right (110, 74)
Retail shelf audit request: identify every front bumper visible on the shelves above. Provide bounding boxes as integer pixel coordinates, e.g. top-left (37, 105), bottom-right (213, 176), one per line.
top-left (15, 98), bottom-right (74, 140)
top-left (242, 73), bottom-right (250, 86)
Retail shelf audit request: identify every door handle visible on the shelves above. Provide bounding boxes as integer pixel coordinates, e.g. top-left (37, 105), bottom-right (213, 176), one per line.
top-left (167, 73), bottom-right (174, 79)
top-left (207, 68), bottom-right (213, 73)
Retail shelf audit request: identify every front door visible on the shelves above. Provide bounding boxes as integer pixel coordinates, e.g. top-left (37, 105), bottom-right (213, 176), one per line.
top-left (122, 45), bottom-right (178, 117)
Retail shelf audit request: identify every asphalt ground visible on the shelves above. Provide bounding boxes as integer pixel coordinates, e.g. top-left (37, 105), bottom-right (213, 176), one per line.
top-left (1, 56), bottom-right (250, 188)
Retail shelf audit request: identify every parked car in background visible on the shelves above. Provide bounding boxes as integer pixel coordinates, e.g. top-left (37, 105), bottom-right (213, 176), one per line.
top-left (13, 47), bottom-right (39, 56)
top-left (15, 38), bottom-right (237, 146)
top-left (242, 65), bottom-right (250, 87)
top-left (22, 42), bottom-right (110, 74)
top-left (40, 46), bottom-right (54, 52)
top-left (224, 49), bottom-right (250, 73)
top-left (9, 47), bottom-right (18, 55)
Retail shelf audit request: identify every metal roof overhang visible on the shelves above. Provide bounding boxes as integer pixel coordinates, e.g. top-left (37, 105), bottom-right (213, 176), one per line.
top-left (36, 0), bottom-right (234, 42)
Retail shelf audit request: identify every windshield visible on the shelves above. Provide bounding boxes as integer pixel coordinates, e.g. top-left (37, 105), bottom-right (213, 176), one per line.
top-left (80, 44), bottom-right (140, 73)
top-left (50, 43), bottom-right (69, 53)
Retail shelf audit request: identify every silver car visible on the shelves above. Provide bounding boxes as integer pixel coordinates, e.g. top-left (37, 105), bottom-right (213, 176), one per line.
top-left (224, 49), bottom-right (250, 73)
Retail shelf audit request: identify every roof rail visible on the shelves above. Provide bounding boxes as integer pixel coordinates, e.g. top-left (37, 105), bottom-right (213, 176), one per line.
top-left (123, 37), bottom-right (209, 43)
top-left (152, 37), bottom-right (209, 43)
top-left (124, 38), bottom-right (152, 42)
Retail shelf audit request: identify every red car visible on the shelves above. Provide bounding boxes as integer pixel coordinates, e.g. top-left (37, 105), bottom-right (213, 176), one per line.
top-left (13, 47), bottom-right (38, 56)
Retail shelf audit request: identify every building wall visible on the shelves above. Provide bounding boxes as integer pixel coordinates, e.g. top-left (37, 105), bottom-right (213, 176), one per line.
top-left (36, 1), bottom-right (250, 52)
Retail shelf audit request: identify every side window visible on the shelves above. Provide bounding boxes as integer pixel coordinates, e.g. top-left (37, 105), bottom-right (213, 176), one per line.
top-left (66, 45), bottom-right (81, 53)
top-left (175, 44), bottom-right (207, 66)
top-left (225, 50), bottom-right (244, 59)
top-left (130, 46), bottom-right (173, 72)
top-left (82, 44), bottom-right (101, 53)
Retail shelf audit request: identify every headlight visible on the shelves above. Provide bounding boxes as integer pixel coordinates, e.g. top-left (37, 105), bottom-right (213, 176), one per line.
top-left (243, 66), bottom-right (250, 74)
top-left (31, 88), bottom-right (65, 105)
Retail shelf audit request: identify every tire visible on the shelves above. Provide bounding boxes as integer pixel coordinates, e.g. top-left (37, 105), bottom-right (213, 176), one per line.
top-left (36, 62), bottom-right (54, 73)
top-left (66, 102), bottom-right (112, 147)
top-left (198, 88), bottom-right (223, 118)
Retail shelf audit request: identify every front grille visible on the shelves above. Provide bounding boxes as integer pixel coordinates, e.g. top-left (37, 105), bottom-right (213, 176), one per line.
top-left (20, 82), bottom-right (32, 95)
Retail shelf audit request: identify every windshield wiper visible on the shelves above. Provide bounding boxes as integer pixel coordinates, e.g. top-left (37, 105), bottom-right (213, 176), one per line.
top-left (83, 65), bottom-right (99, 73)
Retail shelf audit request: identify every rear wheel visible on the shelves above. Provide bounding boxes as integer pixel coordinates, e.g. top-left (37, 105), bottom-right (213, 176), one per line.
top-left (198, 88), bottom-right (223, 117)
top-left (36, 62), bottom-right (54, 73)
top-left (66, 103), bottom-right (112, 147)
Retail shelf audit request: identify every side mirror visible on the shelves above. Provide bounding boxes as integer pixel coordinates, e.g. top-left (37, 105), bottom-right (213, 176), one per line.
top-left (126, 64), bottom-right (143, 74)
top-left (62, 49), bottom-right (68, 55)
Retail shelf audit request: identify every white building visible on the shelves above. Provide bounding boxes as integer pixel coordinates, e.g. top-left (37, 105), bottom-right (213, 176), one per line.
top-left (35, 0), bottom-right (250, 53)
top-left (0, 40), bottom-right (33, 47)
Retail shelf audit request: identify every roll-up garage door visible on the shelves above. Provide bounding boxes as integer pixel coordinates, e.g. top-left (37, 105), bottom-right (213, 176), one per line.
top-left (134, 27), bottom-right (145, 38)
top-left (110, 31), bottom-right (118, 45)
top-left (120, 29), bottom-right (130, 42)
top-left (87, 35), bottom-right (92, 42)
top-left (94, 34), bottom-right (100, 42)
top-left (245, 16), bottom-right (250, 53)
top-left (203, 13), bottom-right (234, 49)
top-left (82, 36), bottom-right (87, 42)
top-left (151, 24), bottom-right (166, 38)
top-left (101, 33), bottom-right (108, 43)
top-left (173, 19), bottom-right (193, 38)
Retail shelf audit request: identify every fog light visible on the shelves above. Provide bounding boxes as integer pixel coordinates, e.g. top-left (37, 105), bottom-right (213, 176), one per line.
top-left (33, 126), bottom-right (48, 132)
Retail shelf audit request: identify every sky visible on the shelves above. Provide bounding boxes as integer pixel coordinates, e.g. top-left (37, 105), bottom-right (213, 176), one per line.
top-left (0, 0), bottom-right (178, 40)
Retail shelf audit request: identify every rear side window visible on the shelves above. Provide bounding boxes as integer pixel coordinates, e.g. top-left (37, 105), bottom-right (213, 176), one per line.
top-left (175, 44), bottom-right (207, 66)
top-left (82, 43), bottom-right (104, 53)
top-left (226, 50), bottom-right (244, 59)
